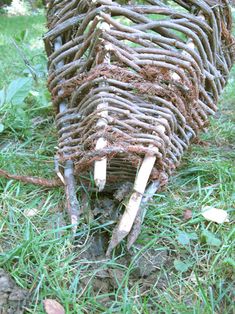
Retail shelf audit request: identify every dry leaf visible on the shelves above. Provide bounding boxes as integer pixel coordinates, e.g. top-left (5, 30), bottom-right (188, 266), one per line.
top-left (201, 206), bottom-right (229, 224)
top-left (183, 209), bottom-right (193, 220)
top-left (24, 208), bottom-right (39, 217)
top-left (43, 299), bottom-right (65, 314)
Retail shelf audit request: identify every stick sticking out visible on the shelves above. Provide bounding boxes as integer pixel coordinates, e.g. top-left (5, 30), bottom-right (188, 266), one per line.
top-left (54, 36), bottom-right (80, 232)
top-left (54, 156), bottom-right (66, 185)
top-left (94, 20), bottom-right (111, 192)
top-left (106, 150), bottom-right (157, 256)
top-left (94, 102), bottom-right (108, 191)
top-left (127, 180), bottom-right (161, 250)
top-left (64, 160), bottom-right (80, 233)
top-left (107, 119), bottom-right (169, 255)
top-left (0, 168), bottom-right (63, 188)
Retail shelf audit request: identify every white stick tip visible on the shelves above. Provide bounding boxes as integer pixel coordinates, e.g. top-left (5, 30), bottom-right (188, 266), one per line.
top-left (95, 178), bottom-right (106, 192)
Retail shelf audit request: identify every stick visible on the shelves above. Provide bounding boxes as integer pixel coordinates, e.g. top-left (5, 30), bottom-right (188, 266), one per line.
top-left (127, 180), bottom-right (161, 249)
top-left (94, 19), bottom-right (111, 191)
top-left (64, 160), bottom-right (80, 233)
top-left (54, 156), bottom-right (66, 185)
top-left (11, 39), bottom-right (38, 83)
top-left (93, 99), bottom-right (108, 191)
top-left (106, 149), bottom-right (157, 256)
top-left (54, 36), bottom-right (80, 231)
top-left (107, 118), bottom-right (169, 254)
top-left (0, 168), bottom-right (62, 188)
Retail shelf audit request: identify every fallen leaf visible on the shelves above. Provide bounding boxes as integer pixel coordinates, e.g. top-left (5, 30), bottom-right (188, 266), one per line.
top-left (24, 208), bottom-right (39, 217)
top-left (201, 206), bottom-right (229, 224)
top-left (183, 209), bottom-right (193, 220)
top-left (43, 299), bottom-right (65, 314)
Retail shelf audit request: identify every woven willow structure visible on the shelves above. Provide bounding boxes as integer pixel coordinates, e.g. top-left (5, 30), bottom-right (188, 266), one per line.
top-left (44, 0), bottom-right (234, 251)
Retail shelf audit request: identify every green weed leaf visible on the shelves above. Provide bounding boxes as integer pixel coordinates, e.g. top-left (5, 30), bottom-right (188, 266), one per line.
top-left (202, 229), bottom-right (222, 247)
top-left (177, 232), bottom-right (190, 245)
top-left (14, 29), bottom-right (29, 42)
top-left (188, 232), bottom-right (198, 240)
top-left (0, 123), bottom-right (4, 133)
top-left (6, 77), bottom-right (33, 105)
top-left (223, 258), bottom-right (235, 268)
top-left (174, 259), bottom-right (189, 273)
top-left (177, 231), bottom-right (198, 246)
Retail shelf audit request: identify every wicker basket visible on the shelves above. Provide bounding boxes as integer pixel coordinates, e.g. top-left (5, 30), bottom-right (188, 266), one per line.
top-left (44, 0), bottom-right (234, 252)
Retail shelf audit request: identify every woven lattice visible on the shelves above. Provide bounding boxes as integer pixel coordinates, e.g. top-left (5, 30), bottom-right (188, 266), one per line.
top-left (44, 1), bottom-right (234, 250)
top-left (44, 0), bottom-right (234, 192)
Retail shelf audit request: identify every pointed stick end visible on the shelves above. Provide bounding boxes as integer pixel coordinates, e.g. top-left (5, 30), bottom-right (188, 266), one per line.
top-left (95, 178), bottom-right (106, 192)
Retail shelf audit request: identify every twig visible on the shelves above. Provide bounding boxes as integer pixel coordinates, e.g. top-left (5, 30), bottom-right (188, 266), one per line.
top-left (64, 160), bottom-right (80, 233)
top-left (94, 19), bottom-right (111, 191)
top-left (126, 128), bottom-right (193, 249)
top-left (93, 100), bottom-right (108, 191)
top-left (11, 39), bottom-right (38, 83)
top-left (54, 156), bottom-right (66, 185)
top-left (0, 168), bottom-right (62, 188)
top-left (54, 36), bottom-right (80, 230)
top-left (107, 119), bottom-right (168, 254)
top-left (127, 180), bottom-right (161, 249)
top-left (106, 149), bottom-right (157, 256)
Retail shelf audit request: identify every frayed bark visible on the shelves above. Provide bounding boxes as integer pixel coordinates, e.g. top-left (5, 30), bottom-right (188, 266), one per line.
top-left (0, 169), bottom-right (62, 188)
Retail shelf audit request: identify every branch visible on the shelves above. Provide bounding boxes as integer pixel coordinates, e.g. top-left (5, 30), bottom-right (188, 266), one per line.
top-left (0, 168), bottom-right (62, 188)
top-left (54, 36), bottom-right (80, 231)
top-left (106, 149), bottom-right (157, 256)
top-left (11, 39), bottom-right (38, 83)
top-left (94, 19), bottom-right (111, 191)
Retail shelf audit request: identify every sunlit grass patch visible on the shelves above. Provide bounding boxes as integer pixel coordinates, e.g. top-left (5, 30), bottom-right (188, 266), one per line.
top-left (0, 14), bottom-right (46, 88)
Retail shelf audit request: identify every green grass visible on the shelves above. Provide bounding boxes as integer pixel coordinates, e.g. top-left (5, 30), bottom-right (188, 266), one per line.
top-left (0, 12), bottom-right (234, 314)
top-left (0, 14), bottom-right (46, 88)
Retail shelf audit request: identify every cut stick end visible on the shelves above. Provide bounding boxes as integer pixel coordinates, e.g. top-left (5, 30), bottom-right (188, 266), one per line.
top-left (95, 178), bottom-right (106, 192)
top-left (106, 191), bottom-right (143, 255)
top-left (56, 171), bottom-right (66, 185)
top-left (94, 157), bottom-right (107, 191)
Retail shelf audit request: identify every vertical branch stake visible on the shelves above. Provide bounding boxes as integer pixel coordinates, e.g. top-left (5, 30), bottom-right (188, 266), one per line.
top-left (94, 100), bottom-right (108, 191)
top-left (94, 19), bottom-right (111, 191)
top-left (54, 37), bottom-right (80, 232)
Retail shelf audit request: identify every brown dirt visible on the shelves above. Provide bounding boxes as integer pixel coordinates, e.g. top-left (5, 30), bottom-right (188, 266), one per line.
top-left (0, 269), bottom-right (28, 314)
top-left (75, 227), bottom-right (169, 303)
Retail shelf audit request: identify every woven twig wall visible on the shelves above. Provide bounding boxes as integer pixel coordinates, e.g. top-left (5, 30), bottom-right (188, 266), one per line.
top-left (44, 0), bottom-right (234, 249)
